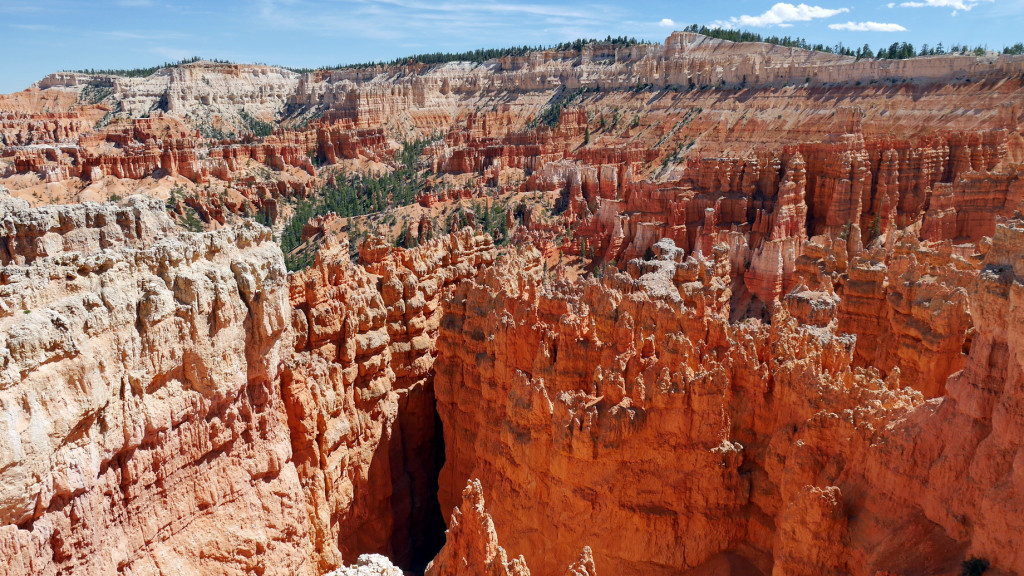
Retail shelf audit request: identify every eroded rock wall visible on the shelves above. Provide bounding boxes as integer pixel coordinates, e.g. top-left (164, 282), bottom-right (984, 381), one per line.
top-left (0, 190), bottom-right (509, 575)
top-left (425, 479), bottom-right (598, 576)
top-left (283, 229), bottom-right (495, 571)
top-left (0, 192), bottom-right (309, 575)
top-left (3, 30), bottom-right (1024, 576)
top-left (432, 226), bottom-right (1024, 576)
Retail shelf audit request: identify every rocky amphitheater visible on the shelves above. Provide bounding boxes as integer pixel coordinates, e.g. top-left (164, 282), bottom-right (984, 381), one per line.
top-left (1, 31), bottom-right (1023, 576)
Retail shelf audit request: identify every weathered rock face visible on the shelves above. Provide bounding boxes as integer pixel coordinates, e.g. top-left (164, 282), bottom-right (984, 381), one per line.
top-left (431, 221), bottom-right (1024, 576)
top-left (24, 34), bottom-right (1024, 135)
top-left (1, 186), bottom-right (1012, 576)
top-left (941, 220), bottom-right (1024, 567)
top-left (548, 130), bottom-right (1023, 314)
top-left (3, 30), bottom-right (1024, 576)
top-left (834, 238), bottom-right (976, 397)
top-left (34, 63), bottom-right (301, 123)
top-left (6, 33), bottom-right (1024, 218)
top-left (0, 192), bottom-right (310, 575)
top-left (0, 186), bottom-right (506, 575)
top-left (283, 230), bottom-right (496, 572)
top-left (5, 113), bottom-right (390, 221)
top-left (324, 554), bottom-right (404, 576)
top-left (425, 480), bottom-right (531, 576)
top-left (425, 479), bottom-right (597, 576)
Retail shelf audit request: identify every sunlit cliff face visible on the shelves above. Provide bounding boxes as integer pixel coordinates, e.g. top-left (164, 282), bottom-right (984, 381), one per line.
top-left (1, 32), bottom-right (1024, 576)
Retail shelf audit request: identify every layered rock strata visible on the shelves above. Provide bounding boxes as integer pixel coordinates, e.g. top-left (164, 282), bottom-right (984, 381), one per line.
top-left (6, 32), bottom-right (1024, 220)
top-left (283, 229), bottom-right (495, 571)
top-left (0, 192), bottom-right (309, 575)
top-left (0, 192), bottom-right (501, 575)
top-left (432, 226), bottom-right (1024, 575)
top-left (0, 190), bottom-right (1022, 576)
top-left (1, 30), bottom-right (1024, 576)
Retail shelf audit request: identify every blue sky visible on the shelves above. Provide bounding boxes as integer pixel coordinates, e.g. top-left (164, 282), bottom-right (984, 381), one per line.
top-left (1, 0), bottom-right (1022, 94)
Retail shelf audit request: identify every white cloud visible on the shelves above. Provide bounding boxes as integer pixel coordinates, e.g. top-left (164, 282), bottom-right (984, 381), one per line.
top-left (255, 0), bottom-right (623, 40)
top-left (363, 0), bottom-right (593, 20)
top-left (713, 3), bottom-right (849, 28)
top-left (896, 0), bottom-right (993, 10)
top-left (829, 20), bottom-right (907, 31)
top-left (103, 30), bottom-right (190, 40)
top-left (11, 23), bottom-right (54, 31)
top-left (659, 18), bottom-right (675, 27)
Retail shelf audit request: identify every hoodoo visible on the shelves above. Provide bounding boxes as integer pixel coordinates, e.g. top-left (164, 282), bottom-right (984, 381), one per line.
top-left (0, 19), bottom-right (1023, 576)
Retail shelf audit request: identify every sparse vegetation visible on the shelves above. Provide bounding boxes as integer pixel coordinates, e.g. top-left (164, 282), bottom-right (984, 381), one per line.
top-left (165, 185), bottom-right (185, 211)
top-left (683, 24), bottom-right (860, 55)
top-left (286, 106), bottom-right (326, 131)
top-left (683, 24), bottom-right (1002, 60)
top-left (867, 212), bottom-right (882, 242)
top-left (254, 205), bottom-right (275, 227)
top-left (529, 87), bottom-right (588, 129)
top-left (839, 221), bottom-right (853, 241)
top-left (239, 110), bottom-right (275, 138)
top-left (93, 107), bottom-right (117, 130)
top-left (180, 208), bottom-right (205, 232)
top-left (661, 141), bottom-right (692, 169)
top-left (196, 120), bottom-right (234, 141)
top-left (80, 84), bottom-right (113, 105)
top-left (280, 139), bottom-right (432, 270)
top-left (69, 56), bottom-right (232, 78)
top-left (286, 36), bottom-right (647, 73)
top-left (477, 198), bottom-right (509, 245)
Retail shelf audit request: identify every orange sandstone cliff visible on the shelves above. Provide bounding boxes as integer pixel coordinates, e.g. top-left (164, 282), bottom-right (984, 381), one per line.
top-left (1, 31), bottom-right (1024, 576)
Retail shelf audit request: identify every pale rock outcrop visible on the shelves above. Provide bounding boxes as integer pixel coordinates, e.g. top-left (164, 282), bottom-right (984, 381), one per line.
top-left (323, 554), bottom-right (403, 576)
top-left (0, 192), bottom-right (310, 576)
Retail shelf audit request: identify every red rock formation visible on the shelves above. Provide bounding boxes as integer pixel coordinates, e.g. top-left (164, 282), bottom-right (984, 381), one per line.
top-left (0, 110), bottom-right (103, 146)
top-left (426, 479), bottom-right (596, 576)
top-left (433, 234), bottom-right (972, 575)
top-left (283, 229), bottom-right (495, 571)
top-left (839, 241), bottom-right (975, 397)
top-left (2, 31), bottom-right (1024, 576)
top-left (4, 111), bottom-right (390, 218)
top-left (425, 480), bottom-right (531, 576)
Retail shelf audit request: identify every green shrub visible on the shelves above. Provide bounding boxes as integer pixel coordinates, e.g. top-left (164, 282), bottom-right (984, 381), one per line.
top-left (69, 56), bottom-right (230, 78)
top-left (181, 209), bottom-right (205, 232)
top-left (239, 110), bottom-right (274, 138)
top-left (529, 87), bottom-right (587, 129)
top-left (286, 36), bottom-right (647, 73)
top-left (280, 139), bottom-right (431, 270)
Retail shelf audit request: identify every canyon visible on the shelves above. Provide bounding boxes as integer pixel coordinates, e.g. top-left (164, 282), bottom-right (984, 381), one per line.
top-left (0, 31), bottom-right (1023, 576)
